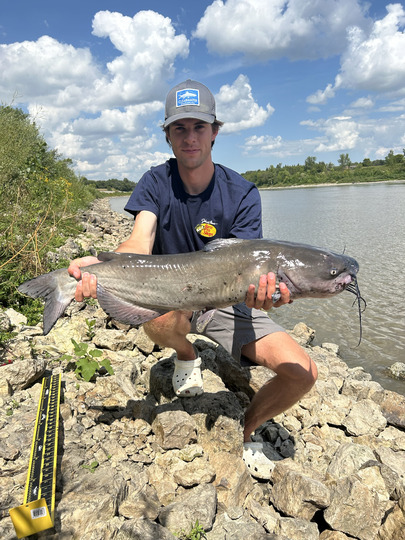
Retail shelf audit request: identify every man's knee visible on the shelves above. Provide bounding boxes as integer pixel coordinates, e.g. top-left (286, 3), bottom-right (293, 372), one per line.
top-left (143, 311), bottom-right (192, 343)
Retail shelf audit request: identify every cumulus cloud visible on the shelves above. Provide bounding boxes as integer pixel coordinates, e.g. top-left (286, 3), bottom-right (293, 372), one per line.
top-left (244, 134), bottom-right (320, 158)
top-left (194, 0), bottom-right (369, 60)
top-left (92, 10), bottom-right (189, 106)
top-left (0, 10), bottom-right (189, 179)
top-left (244, 110), bottom-right (405, 160)
top-left (307, 3), bottom-right (405, 104)
top-left (306, 83), bottom-right (336, 106)
top-left (215, 75), bottom-right (274, 133)
top-left (302, 116), bottom-right (360, 152)
top-left (350, 97), bottom-right (374, 108)
top-left (337, 3), bottom-right (405, 94)
top-left (0, 36), bottom-right (100, 101)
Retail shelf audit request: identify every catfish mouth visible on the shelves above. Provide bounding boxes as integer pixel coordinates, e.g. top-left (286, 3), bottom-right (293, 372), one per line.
top-left (278, 269), bottom-right (357, 297)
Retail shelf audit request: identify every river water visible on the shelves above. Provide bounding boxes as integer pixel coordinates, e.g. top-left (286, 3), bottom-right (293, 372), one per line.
top-left (109, 181), bottom-right (405, 395)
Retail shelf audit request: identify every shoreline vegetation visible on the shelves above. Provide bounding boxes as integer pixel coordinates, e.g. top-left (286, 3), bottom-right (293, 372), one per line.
top-left (258, 178), bottom-right (405, 190)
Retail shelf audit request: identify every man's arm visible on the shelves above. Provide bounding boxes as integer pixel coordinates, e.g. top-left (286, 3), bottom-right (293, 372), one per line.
top-left (68, 210), bottom-right (157, 300)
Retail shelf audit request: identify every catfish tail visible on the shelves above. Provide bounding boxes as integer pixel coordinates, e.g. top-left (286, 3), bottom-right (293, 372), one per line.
top-left (18, 269), bottom-right (77, 335)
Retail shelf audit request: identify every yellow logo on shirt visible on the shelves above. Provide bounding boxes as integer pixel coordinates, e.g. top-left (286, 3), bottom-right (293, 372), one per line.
top-left (195, 220), bottom-right (217, 238)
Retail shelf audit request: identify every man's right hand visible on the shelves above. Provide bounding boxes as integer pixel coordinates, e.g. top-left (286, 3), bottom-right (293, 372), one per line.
top-left (68, 256), bottom-right (100, 301)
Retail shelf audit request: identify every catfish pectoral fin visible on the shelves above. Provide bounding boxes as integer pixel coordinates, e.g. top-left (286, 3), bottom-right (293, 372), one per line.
top-left (97, 284), bottom-right (166, 326)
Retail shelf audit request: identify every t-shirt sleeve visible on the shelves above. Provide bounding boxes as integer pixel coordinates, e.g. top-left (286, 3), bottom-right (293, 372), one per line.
top-left (124, 171), bottom-right (160, 218)
top-left (230, 185), bottom-right (263, 239)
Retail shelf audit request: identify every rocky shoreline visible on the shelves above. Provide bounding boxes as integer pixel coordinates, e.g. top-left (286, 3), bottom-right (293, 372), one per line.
top-left (1, 198), bottom-right (404, 539)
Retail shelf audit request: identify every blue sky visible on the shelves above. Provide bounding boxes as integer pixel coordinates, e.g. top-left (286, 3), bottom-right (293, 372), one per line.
top-left (1, 0), bottom-right (404, 180)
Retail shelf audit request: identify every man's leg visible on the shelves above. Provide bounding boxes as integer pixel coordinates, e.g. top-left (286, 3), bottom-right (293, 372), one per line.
top-left (143, 311), bottom-right (195, 359)
top-left (241, 331), bottom-right (317, 441)
top-left (144, 311), bottom-right (203, 396)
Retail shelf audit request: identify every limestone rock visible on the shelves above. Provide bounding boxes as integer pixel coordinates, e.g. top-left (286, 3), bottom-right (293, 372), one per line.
top-left (271, 470), bottom-right (330, 519)
top-left (158, 483), bottom-right (217, 535)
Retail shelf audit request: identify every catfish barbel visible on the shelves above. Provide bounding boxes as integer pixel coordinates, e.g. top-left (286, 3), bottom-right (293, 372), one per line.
top-left (18, 238), bottom-right (364, 338)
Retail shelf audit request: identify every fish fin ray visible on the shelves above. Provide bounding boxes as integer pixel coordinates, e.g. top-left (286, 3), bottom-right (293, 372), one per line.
top-left (97, 284), bottom-right (165, 326)
top-left (98, 252), bottom-right (128, 262)
top-left (204, 238), bottom-right (246, 252)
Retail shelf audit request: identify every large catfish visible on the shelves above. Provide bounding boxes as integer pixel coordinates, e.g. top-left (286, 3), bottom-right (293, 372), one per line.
top-left (18, 238), bottom-right (363, 336)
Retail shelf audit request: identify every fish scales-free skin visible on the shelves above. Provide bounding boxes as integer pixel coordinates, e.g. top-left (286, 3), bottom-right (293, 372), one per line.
top-left (18, 238), bottom-right (360, 335)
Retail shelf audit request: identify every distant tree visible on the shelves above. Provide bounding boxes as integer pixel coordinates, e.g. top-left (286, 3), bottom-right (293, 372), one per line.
top-left (338, 153), bottom-right (351, 168)
top-left (304, 156), bottom-right (317, 170)
top-left (362, 158), bottom-right (372, 167)
top-left (385, 149), bottom-right (404, 165)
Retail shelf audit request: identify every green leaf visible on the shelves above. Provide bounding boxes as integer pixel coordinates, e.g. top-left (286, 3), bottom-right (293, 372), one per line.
top-left (100, 358), bottom-right (114, 375)
top-left (75, 357), bottom-right (98, 382)
top-left (89, 348), bottom-right (103, 358)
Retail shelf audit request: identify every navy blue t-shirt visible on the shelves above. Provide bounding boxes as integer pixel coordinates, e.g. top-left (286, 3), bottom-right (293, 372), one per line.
top-left (124, 158), bottom-right (262, 255)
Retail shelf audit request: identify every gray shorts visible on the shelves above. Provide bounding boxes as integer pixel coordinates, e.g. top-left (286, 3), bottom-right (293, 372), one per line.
top-left (190, 303), bottom-right (285, 366)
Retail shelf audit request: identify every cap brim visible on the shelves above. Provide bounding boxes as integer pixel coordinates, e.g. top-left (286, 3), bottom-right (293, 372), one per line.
top-left (163, 111), bottom-right (215, 128)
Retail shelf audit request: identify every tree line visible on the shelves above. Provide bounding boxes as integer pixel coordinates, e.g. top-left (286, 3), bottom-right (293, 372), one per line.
top-left (242, 151), bottom-right (405, 187)
top-left (81, 177), bottom-right (136, 192)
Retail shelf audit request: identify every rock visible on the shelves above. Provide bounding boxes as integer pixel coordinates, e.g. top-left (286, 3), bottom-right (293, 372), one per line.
top-left (276, 516), bottom-right (319, 540)
top-left (0, 356), bottom-right (46, 395)
top-left (388, 362), bottom-right (405, 380)
top-left (326, 442), bottom-right (375, 479)
top-left (373, 389), bottom-right (405, 429)
top-left (116, 518), bottom-right (177, 540)
top-left (152, 409), bottom-right (197, 449)
top-left (270, 470), bottom-right (330, 519)
top-left (324, 475), bottom-right (386, 539)
top-left (342, 399), bottom-right (387, 436)
top-left (4, 308), bottom-right (27, 331)
top-left (158, 483), bottom-right (217, 535)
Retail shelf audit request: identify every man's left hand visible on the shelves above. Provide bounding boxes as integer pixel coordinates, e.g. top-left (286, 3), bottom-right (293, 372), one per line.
top-left (245, 272), bottom-right (291, 310)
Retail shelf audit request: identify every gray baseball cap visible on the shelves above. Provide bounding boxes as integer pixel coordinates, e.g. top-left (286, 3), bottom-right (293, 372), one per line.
top-left (163, 79), bottom-right (218, 128)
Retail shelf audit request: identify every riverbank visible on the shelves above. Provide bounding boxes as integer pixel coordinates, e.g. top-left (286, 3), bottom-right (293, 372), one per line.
top-left (259, 178), bottom-right (405, 191)
top-left (1, 199), bottom-right (404, 539)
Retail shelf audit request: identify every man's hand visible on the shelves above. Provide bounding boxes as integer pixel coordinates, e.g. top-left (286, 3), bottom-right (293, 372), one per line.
top-left (245, 272), bottom-right (291, 310)
top-left (68, 256), bottom-right (100, 301)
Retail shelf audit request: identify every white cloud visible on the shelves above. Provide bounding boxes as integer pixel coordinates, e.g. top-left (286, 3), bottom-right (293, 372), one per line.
top-left (194, 0), bottom-right (369, 60)
top-left (0, 10), bottom-right (189, 179)
top-left (337, 3), bottom-right (405, 94)
top-left (308, 3), bottom-right (405, 104)
top-left (306, 83), bottom-right (336, 105)
top-left (304, 116), bottom-right (360, 152)
top-left (215, 74), bottom-right (274, 133)
top-left (244, 133), bottom-right (321, 158)
top-left (92, 10), bottom-right (189, 106)
top-left (244, 111), bottom-right (405, 161)
top-left (0, 35), bottom-right (100, 101)
top-left (350, 97), bottom-right (374, 108)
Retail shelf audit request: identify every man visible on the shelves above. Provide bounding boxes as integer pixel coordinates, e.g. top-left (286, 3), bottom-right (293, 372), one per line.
top-left (69, 80), bottom-right (317, 479)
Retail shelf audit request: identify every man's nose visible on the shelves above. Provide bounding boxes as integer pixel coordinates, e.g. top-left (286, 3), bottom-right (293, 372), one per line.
top-left (184, 128), bottom-right (196, 142)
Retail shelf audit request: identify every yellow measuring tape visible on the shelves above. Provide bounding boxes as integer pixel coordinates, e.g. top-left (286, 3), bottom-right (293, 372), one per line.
top-left (9, 373), bottom-right (62, 538)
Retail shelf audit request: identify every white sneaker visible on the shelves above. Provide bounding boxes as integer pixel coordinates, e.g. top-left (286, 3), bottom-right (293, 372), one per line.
top-left (243, 442), bottom-right (276, 480)
top-left (172, 357), bottom-right (203, 397)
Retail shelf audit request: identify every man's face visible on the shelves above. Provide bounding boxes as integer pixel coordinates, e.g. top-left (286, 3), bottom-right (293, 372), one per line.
top-left (167, 118), bottom-right (218, 171)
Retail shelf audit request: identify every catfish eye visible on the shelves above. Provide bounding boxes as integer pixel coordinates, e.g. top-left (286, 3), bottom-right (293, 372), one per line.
top-left (330, 268), bottom-right (338, 276)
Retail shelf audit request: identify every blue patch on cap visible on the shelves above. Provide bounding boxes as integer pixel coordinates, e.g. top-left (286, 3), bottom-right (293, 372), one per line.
top-left (176, 89), bottom-right (199, 107)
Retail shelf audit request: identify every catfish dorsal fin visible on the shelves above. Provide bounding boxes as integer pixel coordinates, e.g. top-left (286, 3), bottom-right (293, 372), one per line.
top-left (203, 238), bottom-right (246, 252)
top-left (98, 252), bottom-right (136, 262)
